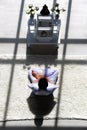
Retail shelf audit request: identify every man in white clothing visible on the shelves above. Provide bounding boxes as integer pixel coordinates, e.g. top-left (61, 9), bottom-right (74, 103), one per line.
top-left (28, 68), bottom-right (59, 96)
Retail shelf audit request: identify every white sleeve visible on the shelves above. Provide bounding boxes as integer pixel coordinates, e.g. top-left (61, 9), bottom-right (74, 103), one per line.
top-left (47, 82), bottom-right (59, 92)
top-left (28, 83), bottom-right (39, 91)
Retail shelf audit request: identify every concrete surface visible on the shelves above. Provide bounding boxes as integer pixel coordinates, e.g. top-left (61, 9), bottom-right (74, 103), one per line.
top-left (4, 119), bottom-right (87, 127)
top-left (0, 0), bottom-right (87, 128)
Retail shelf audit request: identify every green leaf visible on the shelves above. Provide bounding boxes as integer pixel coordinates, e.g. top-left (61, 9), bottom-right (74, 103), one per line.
top-left (28, 4), bottom-right (33, 8)
top-left (35, 7), bottom-right (39, 11)
top-left (55, 3), bottom-right (59, 7)
top-left (26, 10), bottom-right (30, 14)
top-left (62, 8), bottom-right (66, 12)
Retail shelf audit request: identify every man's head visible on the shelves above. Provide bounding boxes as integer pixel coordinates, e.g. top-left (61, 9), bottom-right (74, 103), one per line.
top-left (38, 77), bottom-right (48, 90)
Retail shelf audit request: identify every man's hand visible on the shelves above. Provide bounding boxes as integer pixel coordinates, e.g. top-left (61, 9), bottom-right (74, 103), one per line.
top-left (46, 77), bottom-right (55, 84)
top-left (32, 70), bottom-right (44, 80)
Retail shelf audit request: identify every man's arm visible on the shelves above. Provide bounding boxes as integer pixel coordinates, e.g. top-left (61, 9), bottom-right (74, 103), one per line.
top-left (32, 70), bottom-right (55, 84)
top-left (46, 77), bottom-right (55, 84)
top-left (32, 70), bottom-right (44, 79)
top-left (32, 70), bottom-right (45, 83)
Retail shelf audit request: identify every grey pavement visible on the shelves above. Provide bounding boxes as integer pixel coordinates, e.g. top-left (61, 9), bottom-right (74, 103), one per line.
top-left (0, 0), bottom-right (87, 128)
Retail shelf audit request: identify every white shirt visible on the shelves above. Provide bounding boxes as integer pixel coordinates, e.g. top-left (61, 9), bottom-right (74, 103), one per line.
top-left (28, 82), bottom-right (58, 96)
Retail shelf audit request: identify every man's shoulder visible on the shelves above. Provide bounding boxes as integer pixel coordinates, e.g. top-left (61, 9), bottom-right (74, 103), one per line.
top-left (47, 82), bottom-right (58, 91)
top-left (29, 82), bottom-right (39, 90)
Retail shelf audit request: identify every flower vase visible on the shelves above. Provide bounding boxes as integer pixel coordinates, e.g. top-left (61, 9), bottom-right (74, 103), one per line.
top-left (55, 14), bottom-right (59, 19)
top-left (30, 14), bottom-right (34, 19)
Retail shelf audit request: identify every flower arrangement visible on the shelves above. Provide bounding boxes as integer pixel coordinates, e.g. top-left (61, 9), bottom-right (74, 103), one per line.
top-left (51, 3), bottom-right (66, 19)
top-left (26, 4), bottom-right (39, 18)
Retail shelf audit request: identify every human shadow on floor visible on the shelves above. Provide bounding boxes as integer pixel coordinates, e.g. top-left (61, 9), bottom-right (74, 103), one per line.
top-left (27, 92), bottom-right (56, 126)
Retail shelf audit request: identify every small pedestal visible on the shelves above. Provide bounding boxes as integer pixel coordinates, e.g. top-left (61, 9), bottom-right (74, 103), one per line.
top-left (27, 15), bottom-right (61, 55)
